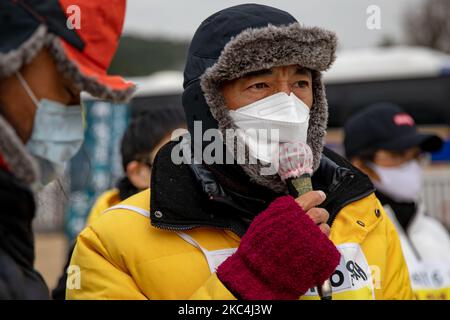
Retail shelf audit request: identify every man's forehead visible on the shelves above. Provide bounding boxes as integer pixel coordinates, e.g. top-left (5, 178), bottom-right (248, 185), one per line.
top-left (241, 66), bottom-right (311, 78)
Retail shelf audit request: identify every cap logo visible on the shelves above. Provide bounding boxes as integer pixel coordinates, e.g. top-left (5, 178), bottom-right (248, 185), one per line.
top-left (393, 113), bottom-right (415, 127)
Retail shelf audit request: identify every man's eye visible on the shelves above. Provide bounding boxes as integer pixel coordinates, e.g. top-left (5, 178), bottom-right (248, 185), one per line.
top-left (294, 81), bottom-right (310, 88)
top-left (249, 83), bottom-right (269, 89)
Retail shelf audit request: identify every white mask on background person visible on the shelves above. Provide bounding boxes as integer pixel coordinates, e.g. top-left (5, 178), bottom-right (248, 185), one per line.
top-left (369, 160), bottom-right (423, 203)
top-left (228, 92), bottom-right (310, 163)
top-left (16, 72), bottom-right (84, 188)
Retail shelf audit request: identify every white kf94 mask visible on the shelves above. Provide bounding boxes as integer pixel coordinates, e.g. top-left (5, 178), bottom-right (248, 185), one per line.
top-left (370, 160), bottom-right (423, 203)
top-left (228, 92), bottom-right (310, 163)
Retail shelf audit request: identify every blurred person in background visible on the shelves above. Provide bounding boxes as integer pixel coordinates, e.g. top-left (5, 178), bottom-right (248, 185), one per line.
top-left (0, 0), bottom-right (133, 299)
top-left (86, 108), bottom-right (186, 226)
top-left (52, 108), bottom-right (186, 299)
top-left (67, 4), bottom-right (413, 300)
top-left (344, 103), bottom-right (450, 300)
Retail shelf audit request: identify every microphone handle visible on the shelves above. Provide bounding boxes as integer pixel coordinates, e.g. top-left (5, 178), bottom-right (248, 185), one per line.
top-left (286, 174), bottom-right (333, 300)
top-left (286, 174), bottom-right (313, 198)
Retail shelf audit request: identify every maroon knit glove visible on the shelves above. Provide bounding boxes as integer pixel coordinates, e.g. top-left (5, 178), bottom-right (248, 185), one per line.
top-left (217, 195), bottom-right (341, 300)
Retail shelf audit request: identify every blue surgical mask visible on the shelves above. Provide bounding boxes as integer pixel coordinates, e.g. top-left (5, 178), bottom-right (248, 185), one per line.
top-left (16, 72), bottom-right (84, 186)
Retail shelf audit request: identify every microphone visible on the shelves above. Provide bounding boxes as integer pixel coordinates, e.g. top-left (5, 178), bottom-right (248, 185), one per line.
top-left (277, 141), bottom-right (333, 300)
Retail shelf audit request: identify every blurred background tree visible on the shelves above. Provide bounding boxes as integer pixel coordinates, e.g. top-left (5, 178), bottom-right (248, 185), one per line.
top-left (378, 34), bottom-right (397, 47)
top-left (404, 0), bottom-right (450, 54)
top-left (108, 35), bottom-right (189, 77)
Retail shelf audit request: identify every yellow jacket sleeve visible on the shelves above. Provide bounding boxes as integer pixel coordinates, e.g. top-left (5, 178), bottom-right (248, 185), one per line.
top-left (67, 222), bottom-right (237, 300)
top-left (189, 273), bottom-right (236, 300)
top-left (66, 226), bottom-right (147, 300)
top-left (381, 211), bottom-right (415, 300)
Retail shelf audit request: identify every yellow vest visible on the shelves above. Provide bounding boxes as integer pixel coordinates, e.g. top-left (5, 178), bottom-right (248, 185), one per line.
top-left (67, 189), bottom-right (414, 300)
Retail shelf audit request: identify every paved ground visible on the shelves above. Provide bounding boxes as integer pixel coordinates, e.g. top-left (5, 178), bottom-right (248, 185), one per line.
top-left (35, 232), bottom-right (68, 292)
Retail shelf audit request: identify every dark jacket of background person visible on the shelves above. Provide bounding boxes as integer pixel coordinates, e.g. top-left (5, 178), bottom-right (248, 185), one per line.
top-left (0, 155), bottom-right (48, 299)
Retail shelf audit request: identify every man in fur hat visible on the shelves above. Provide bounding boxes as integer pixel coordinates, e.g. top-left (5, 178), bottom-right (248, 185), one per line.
top-left (68, 4), bottom-right (413, 300)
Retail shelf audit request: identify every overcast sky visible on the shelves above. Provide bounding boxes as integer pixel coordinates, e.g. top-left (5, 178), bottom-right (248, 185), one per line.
top-left (123, 0), bottom-right (424, 49)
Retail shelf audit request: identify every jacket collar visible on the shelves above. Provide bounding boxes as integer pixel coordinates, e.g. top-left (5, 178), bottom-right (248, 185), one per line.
top-left (150, 140), bottom-right (375, 237)
top-left (316, 147), bottom-right (375, 225)
top-left (376, 191), bottom-right (418, 232)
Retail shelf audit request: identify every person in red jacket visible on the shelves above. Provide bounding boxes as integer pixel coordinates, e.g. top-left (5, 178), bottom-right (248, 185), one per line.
top-left (0, 0), bottom-right (133, 299)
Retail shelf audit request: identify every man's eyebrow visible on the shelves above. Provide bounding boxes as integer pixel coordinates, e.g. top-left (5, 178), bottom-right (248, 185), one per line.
top-left (241, 69), bottom-right (273, 78)
top-left (296, 67), bottom-right (311, 76)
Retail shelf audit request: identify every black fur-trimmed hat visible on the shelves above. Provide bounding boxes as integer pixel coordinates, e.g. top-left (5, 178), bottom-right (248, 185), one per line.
top-left (0, 0), bottom-right (135, 103)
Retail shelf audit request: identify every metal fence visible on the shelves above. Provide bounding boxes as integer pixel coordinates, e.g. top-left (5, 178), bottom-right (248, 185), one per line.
top-left (422, 167), bottom-right (450, 230)
top-left (33, 177), bottom-right (68, 233)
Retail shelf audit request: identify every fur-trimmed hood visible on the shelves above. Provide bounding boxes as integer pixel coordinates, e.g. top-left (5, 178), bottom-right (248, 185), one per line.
top-left (182, 4), bottom-right (337, 192)
top-left (0, 114), bottom-right (38, 185)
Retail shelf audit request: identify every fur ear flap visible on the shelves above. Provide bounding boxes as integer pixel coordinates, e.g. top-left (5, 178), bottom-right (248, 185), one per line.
top-left (0, 115), bottom-right (39, 184)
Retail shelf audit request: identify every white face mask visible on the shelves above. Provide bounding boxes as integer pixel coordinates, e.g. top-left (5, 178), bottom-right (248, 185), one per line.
top-left (228, 92), bottom-right (310, 163)
top-left (370, 160), bottom-right (423, 203)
